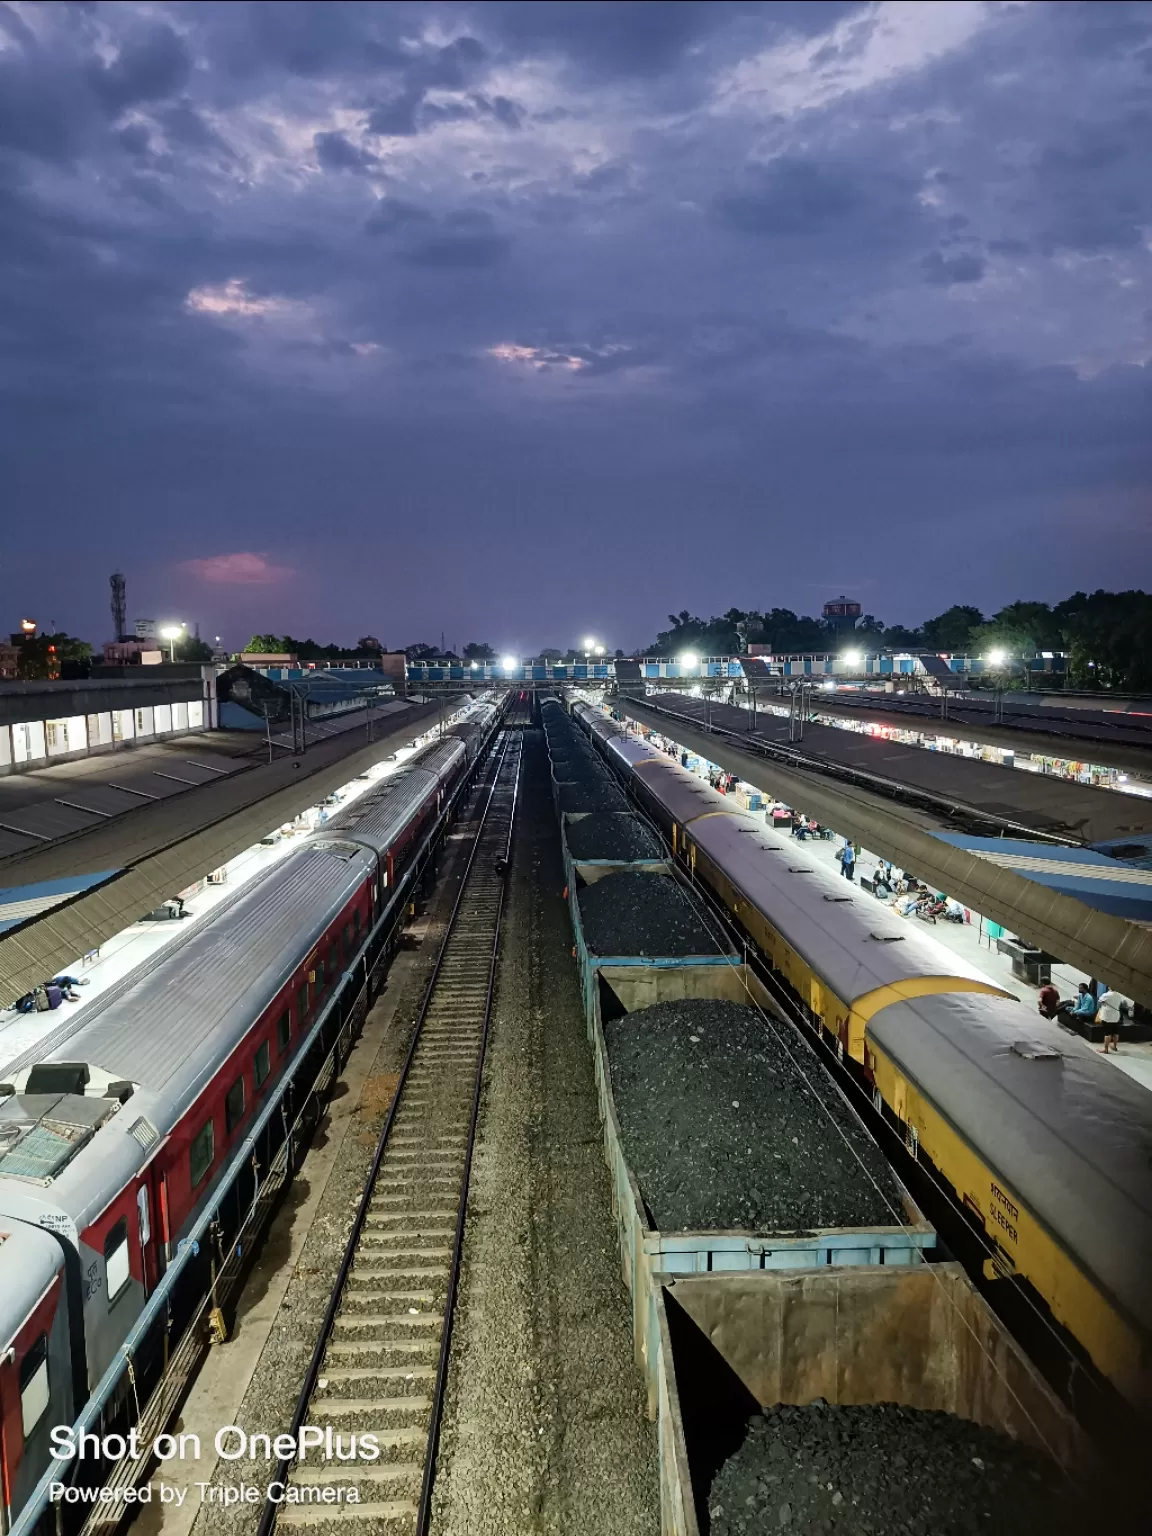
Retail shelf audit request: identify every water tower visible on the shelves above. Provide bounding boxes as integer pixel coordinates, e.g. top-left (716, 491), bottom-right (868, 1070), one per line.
top-left (822, 595), bottom-right (861, 635)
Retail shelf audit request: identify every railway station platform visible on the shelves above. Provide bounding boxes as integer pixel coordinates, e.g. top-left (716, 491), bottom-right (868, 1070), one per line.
top-left (608, 692), bottom-right (1152, 1016)
top-left (0, 698), bottom-right (454, 1005)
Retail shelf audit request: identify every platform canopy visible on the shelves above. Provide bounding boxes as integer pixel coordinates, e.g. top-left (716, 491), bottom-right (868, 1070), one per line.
top-left (931, 833), bottom-right (1152, 925)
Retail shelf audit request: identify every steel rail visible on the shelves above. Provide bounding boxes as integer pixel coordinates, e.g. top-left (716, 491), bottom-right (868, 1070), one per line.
top-left (255, 724), bottom-right (521, 1536)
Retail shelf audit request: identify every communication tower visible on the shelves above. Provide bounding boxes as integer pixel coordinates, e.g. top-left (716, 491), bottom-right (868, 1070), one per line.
top-left (110, 571), bottom-right (127, 641)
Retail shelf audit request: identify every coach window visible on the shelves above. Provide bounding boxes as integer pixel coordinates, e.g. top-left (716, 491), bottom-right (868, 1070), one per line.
top-left (255, 1040), bottom-right (271, 1087)
top-left (225, 1076), bottom-right (245, 1135)
top-left (276, 1011), bottom-right (291, 1056)
top-left (190, 1119), bottom-right (214, 1188)
top-left (343, 922), bottom-right (354, 960)
top-left (297, 983), bottom-right (308, 1023)
top-left (20, 1334), bottom-right (50, 1439)
top-left (105, 1219), bottom-right (130, 1304)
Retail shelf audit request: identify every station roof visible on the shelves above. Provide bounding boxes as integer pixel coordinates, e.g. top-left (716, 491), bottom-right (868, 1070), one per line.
top-left (0, 699), bottom-right (442, 1005)
top-left (808, 689), bottom-right (1152, 776)
top-left (647, 693), bottom-right (1152, 845)
top-left (0, 668), bottom-right (207, 727)
top-left (613, 694), bottom-right (1152, 1010)
top-left (931, 834), bottom-right (1152, 926)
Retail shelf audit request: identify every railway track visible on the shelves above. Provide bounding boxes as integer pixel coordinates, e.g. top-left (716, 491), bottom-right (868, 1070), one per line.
top-left (258, 726), bottom-right (522, 1534)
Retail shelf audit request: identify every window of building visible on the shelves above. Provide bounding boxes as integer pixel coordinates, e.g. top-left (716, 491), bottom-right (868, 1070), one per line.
top-left (225, 1077), bottom-right (245, 1135)
top-left (276, 1011), bottom-right (291, 1055)
top-left (105, 1219), bottom-right (130, 1304)
top-left (254, 1040), bottom-right (271, 1087)
top-left (190, 1119), bottom-right (214, 1187)
top-left (135, 709), bottom-right (147, 733)
top-left (19, 1334), bottom-right (50, 1439)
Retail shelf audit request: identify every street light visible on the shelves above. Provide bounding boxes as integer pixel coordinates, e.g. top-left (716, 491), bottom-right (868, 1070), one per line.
top-left (842, 649), bottom-right (862, 668)
top-left (679, 651), bottom-right (698, 668)
top-left (19, 618), bottom-right (36, 635)
top-left (593, 644), bottom-right (605, 657)
top-left (501, 654), bottom-right (518, 671)
top-left (583, 636), bottom-right (597, 653)
top-left (985, 648), bottom-right (1008, 667)
top-left (160, 623), bottom-right (184, 663)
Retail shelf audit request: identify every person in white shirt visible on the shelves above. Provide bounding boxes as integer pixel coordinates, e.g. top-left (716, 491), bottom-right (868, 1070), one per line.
top-left (1096, 989), bottom-right (1128, 1053)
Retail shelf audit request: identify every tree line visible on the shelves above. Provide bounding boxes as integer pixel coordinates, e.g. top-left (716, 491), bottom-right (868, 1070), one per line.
top-left (645, 590), bottom-right (1152, 691)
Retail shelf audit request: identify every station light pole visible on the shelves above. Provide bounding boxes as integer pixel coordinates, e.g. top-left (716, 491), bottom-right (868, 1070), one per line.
top-left (160, 623), bottom-right (185, 663)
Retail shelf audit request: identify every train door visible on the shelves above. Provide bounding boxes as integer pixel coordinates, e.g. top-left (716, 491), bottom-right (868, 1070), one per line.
top-left (137, 1177), bottom-right (159, 1296)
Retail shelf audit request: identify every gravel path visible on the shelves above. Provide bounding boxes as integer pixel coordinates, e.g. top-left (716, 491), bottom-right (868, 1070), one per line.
top-left (604, 1000), bottom-right (898, 1231)
top-left (432, 727), bottom-right (658, 1535)
top-left (708, 1403), bottom-right (1086, 1536)
top-left (564, 813), bottom-right (664, 864)
top-left (577, 869), bottom-right (722, 957)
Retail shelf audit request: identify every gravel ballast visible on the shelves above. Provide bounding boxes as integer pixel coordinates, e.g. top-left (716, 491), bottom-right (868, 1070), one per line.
top-left (604, 999), bottom-right (898, 1231)
top-left (708, 1403), bottom-right (1084, 1536)
top-left (565, 813), bottom-right (665, 864)
top-left (578, 870), bottom-right (720, 958)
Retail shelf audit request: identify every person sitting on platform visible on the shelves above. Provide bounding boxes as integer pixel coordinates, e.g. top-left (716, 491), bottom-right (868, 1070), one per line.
top-left (1037, 983), bottom-right (1061, 1020)
top-left (1058, 983), bottom-right (1098, 1031)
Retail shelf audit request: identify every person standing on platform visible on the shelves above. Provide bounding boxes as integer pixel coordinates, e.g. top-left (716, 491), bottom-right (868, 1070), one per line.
top-left (838, 840), bottom-right (856, 881)
top-left (1097, 988), bottom-right (1127, 1053)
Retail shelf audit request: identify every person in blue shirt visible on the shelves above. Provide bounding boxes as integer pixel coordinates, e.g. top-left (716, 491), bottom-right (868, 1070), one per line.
top-left (1058, 983), bottom-right (1098, 1031)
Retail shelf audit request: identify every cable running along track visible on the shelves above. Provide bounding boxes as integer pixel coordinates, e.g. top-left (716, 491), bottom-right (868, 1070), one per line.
top-left (257, 726), bottom-right (522, 1535)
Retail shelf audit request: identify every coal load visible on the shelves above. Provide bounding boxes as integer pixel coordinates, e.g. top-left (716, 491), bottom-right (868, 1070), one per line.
top-left (603, 999), bottom-right (896, 1230)
top-left (565, 814), bottom-right (665, 864)
top-left (551, 758), bottom-right (617, 791)
top-left (708, 1402), bottom-right (1085, 1536)
top-left (557, 781), bottom-right (628, 813)
top-left (578, 870), bottom-right (717, 959)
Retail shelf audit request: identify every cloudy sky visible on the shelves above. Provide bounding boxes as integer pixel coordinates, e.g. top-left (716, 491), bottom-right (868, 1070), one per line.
top-left (1, 1), bottom-right (1149, 654)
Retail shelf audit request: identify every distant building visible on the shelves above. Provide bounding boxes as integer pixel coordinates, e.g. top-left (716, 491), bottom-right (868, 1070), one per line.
top-left (0, 642), bottom-right (18, 679)
top-left (104, 640), bottom-right (164, 665)
top-left (822, 596), bottom-right (862, 634)
top-left (238, 651), bottom-right (298, 668)
top-left (135, 619), bottom-right (158, 640)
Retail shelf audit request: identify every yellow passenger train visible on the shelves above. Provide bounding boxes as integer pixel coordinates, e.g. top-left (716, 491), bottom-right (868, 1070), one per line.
top-left (571, 701), bottom-right (1152, 1420)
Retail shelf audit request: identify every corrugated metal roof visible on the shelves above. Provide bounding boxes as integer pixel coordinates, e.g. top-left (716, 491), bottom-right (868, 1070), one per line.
top-left (934, 834), bottom-right (1152, 924)
top-left (652, 693), bottom-right (1152, 843)
top-left (868, 991), bottom-right (1152, 1340)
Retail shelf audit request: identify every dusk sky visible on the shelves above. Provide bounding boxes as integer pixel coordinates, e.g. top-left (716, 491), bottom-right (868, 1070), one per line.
top-left (1, 1), bottom-right (1150, 655)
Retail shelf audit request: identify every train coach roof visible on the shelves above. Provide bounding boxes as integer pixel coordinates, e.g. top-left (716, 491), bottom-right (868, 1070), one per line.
top-left (867, 992), bottom-right (1152, 1341)
top-left (5, 841), bottom-right (375, 1118)
top-left (688, 813), bottom-right (1005, 1007)
top-left (574, 705), bottom-right (627, 749)
top-left (319, 740), bottom-right (463, 855)
top-left (605, 735), bottom-right (746, 826)
top-left (0, 1221), bottom-right (64, 1343)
